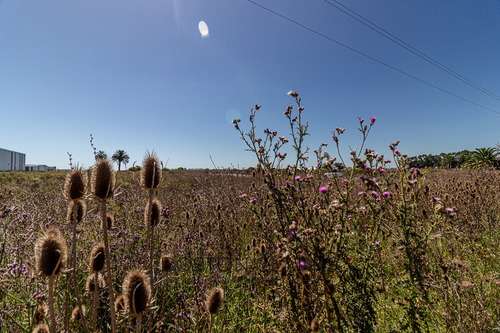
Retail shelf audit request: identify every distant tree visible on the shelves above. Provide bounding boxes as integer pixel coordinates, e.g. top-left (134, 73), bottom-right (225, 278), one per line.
top-left (440, 154), bottom-right (458, 169)
top-left (111, 150), bottom-right (130, 171)
top-left (465, 147), bottom-right (500, 169)
top-left (95, 150), bottom-right (107, 161)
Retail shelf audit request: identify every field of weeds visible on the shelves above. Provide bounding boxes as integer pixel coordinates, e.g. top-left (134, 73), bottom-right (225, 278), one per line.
top-left (1, 94), bottom-right (499, 332)
top-left (0, 166), bottom-right (498, 332)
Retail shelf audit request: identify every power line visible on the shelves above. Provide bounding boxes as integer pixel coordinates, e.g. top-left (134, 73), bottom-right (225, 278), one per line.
top-left (322, 0), bottom-right (500, 102)
top-left (246, 0), bottom-right (500, 116)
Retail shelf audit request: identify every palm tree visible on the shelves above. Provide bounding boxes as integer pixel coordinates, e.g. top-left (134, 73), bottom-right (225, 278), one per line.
top-left (465, 147), bottom-right (500, 169)
top-left (111, 150), bottom-right (130, 171)
top-left (95, 150), bottom-right (107, 161)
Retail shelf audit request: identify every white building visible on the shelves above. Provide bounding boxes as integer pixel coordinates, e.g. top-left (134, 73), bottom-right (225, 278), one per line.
top-left (25, 164), bottom-right (56, 172)
top-left (0, 148), bottom-right (26, 171)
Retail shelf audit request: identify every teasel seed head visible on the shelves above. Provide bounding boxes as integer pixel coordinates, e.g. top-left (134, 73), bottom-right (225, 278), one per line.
top-left (206, 287), bottom-right (224, 315)
top-left (299, 270), bottom-right (311, 285)
top-left (310, 319), bottom-right (320, 332)
top-left (34, 304), bottom-right (47, 325)
top-left (122, 270), bottom-right (151, 316)
top-left (71, 305), bottom-right (86, 322)
top-left (67, 200), bottom-right (86, 223)
top-left (252, 238), bottom-right (257, 248)
top-left (90, 243), bottom-right (106, 272)
top-left (64, 168), bottom-right (87, 201)
top-left (106, 213), bottom-right (114, 230)
top-left (115, 294), bottom-right (126, 313)
top-left (279, 262), bottom-right (287, 278)
top-left (326, 281), bottom-right (336, 295)
top-left (260, 242), bottom-right (266, 254)
top-left (32, 323), bottom-right (50, 333)
top-left (160, 254), bottom-right (173, 273)
top-left (91, 159), bottom-right (115, 201)
top-left (35, 228), bottom-right (67, 277)
top-left (141, 153), bottom-right (161, 189)
top-left (145, 199), bottom-right (161, 228)
top-left (86, 273), bottom-right (105, 293)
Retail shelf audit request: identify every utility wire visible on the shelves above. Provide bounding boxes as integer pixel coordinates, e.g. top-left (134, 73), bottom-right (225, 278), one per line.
top-left (246, 0), bottom-right (500, 116)
top-left (322, 0), bottom-right (500, 102)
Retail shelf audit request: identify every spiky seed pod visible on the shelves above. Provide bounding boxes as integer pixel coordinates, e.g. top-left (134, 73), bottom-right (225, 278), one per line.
top-left (160, 254), bottom-right (173, 272)
top-left (245, 244), bottom-right (251, 252)
top-left (279, 262), bottom-right (287, 278)
top-left (140, 155), bottom-right (161, 189)
top-left (86, 273), bottom-right (105, 293)
top-left (252, 238), bottom-right (257, 248)
top-left (145, 199), bottom-right (161, 227)
top-left (115, 294), bottom-right (126, 313)
top-left (206, 287), bottom-right (224, 315)
top-left (260, 242), bottom-right (266, 254)
top-left (216, 203), bottom-right (221, 211)
top-left (326, 281), bottom-right (336, 295)
top-left (32, 323), bottom-right (50, 333)
top-left (35, 228), bottom-right (68, 277)
top-left (184, 211), bottom-right (190, 220)
top-left (199, 230), bottom-right (204, 239)
top-left (90, 243), bottom-right (105, 272)
top-left (106, 213), bottom-right (114, 230)
top-left (71, 305), bottom-right (86, 322)
top-left (91, 159), bottom-right (115, 201)
top-left (64, 169), bottom-right (87, 201)
top-left (34, 305), bottom-right (47, 325)
top-left (310, 319), bottom-right (320, 332)
top-left (122, 270), bottom-right (151, 316)
top-left (67, 200), bottom-right (86, 223)
top-left (300, 270), bottom-right (311, 285)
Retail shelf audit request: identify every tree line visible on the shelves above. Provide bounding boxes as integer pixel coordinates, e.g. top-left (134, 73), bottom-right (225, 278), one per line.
top-left (407, 146), bottom-right (499, 169)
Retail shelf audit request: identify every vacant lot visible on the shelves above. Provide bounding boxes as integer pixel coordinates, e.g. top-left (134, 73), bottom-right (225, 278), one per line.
top-left (0, 168), bottom-right (499, 332)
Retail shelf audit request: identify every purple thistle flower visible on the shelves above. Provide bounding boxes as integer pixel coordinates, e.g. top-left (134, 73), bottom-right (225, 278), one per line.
top-left (298, 260), bottom-right (306, 268)
top-left (295, 176), bottom-right (301, 181)
top-left (370, 117), bottom-right (376, 124)
top-left (319, 186), bottom-right (328, 193)
top-left (382, 191), bottom-right (390, 197)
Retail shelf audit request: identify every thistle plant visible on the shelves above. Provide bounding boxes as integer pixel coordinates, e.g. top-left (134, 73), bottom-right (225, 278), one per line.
top-left (90, 158), bottom-right (117, 333)
top-left (234, 91), bottom-right (406, 331)
top-left (122, 270), bottom-right (151, 333)
top-left (206, 286), bottom-right (224, 333)
top-left (35, 228), bottom-right (68, 333)
top-left (140, 152), bottom-right (162, 292)
top-left (63, 168), bottom-right (89, 333)
top-left (89, 243), bottom-right (105, 330)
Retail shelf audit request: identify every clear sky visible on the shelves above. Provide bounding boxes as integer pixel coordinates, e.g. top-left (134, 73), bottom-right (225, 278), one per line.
top-left (1, 0), bottom-right (499, 170)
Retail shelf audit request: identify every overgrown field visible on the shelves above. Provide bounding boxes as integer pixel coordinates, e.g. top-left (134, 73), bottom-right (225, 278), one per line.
top-left (0, 166), bottom-right (498, 332)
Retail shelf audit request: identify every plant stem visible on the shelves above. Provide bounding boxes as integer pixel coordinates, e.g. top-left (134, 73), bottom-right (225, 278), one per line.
top-left (92, 272), bottom-right (98, 331)
top-left (100, 201), bottom-right (117, 333)
top-left (72, 203), bottom-right (89, 333)
top-left (48, 276), bottom-right (55, 333)
top-left (136, 313), bottom-right (142, 333)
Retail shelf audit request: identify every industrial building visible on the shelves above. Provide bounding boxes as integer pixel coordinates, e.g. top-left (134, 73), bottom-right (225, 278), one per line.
top-left (0, 148), bottom-right (26, 171)
top-left (25, 164), bottom-right (56, 172)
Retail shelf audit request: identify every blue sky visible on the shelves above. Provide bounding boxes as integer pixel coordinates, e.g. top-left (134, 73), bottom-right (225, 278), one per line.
top-left (1, 0), bottom-right (499, 169)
